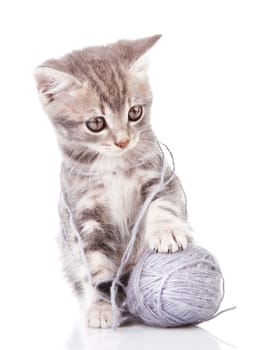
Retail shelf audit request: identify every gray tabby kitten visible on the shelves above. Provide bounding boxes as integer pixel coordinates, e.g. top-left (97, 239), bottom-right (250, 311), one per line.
top-left (34, 35), bottom-right (192, 328)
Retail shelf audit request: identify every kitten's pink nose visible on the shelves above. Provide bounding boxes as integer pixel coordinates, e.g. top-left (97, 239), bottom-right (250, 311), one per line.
top-left (115, 138), bottom-right (130, 149)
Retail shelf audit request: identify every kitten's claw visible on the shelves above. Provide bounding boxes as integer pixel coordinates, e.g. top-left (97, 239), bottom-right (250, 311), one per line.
top-left (147, 227), bottom-right (190, 254)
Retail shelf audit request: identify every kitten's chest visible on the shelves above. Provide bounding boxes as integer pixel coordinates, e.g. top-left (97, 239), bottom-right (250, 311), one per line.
top-left (104, 172), bottom-right (140, 231)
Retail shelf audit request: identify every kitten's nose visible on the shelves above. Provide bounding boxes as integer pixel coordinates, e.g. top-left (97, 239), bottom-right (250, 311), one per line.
top-left (114, 138), bottom-right (130, 149)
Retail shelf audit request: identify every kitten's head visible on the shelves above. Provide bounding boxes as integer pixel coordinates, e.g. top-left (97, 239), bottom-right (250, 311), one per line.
top-left (34, 35), bottom-right (161, 165)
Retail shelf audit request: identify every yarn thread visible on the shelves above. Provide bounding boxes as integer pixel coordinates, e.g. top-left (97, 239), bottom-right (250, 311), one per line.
top-left (110, 142), bottom-right (176, 328)
top-left (61, 193), bottom-right (92, 285)
top-left (62, 156), bottom-right (152, 178)
top-left (60, 142), bottom-right (235, 329)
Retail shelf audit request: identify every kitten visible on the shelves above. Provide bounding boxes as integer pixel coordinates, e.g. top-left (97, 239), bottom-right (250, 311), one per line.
top-left (34, 35), bottom-right (192, 328)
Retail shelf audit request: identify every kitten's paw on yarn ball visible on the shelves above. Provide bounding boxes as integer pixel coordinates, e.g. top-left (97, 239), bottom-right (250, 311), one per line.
top-left (87, 301), bottom-right (116, 328)
top-left (148, 228), bottom-right (189, 253)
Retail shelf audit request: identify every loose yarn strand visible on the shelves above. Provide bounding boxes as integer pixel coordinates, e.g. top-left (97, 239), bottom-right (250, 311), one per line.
top-left (158, 141), bottom-right (176, 186)
top-left (159, 141), bottom-right (188, 217)
top-left (60, 143), bottom-right (175, 326)
top-left (63, 157), bottom-right (150, 178)
top-left (61, 193), bottom-right (92, 284)
top-left (110, 143), bottom-right (176, 328)
top-left (60, 144), bottom-right (175, 327)
top-left (59, 142), bottom-right (235, 329)
top-left (203, 277), bottom-right (237, 322)
top-left (207, 305), bottom-right (237, 321)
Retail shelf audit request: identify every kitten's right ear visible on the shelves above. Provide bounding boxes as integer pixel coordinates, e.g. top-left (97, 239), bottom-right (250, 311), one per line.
top-left (34, 67), bottom-right (81, 104)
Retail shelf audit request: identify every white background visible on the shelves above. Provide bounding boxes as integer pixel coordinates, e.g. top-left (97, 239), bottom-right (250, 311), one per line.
top-left (0, 1), bottom-right (255, 349)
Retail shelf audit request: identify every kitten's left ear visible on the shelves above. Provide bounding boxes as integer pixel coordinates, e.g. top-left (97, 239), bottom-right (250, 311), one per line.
top-left (130, 53), bottom-right (150, 77)
top-left (126, 35), bottom-right (162, 76)
top-left (34, 67), bottom-right (81, 104)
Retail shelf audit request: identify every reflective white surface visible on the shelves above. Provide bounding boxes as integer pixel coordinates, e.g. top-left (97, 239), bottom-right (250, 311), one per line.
top-left (0, 300), bottom-right (241, 350)
top-left (64, 324), bottom-right (224, 350)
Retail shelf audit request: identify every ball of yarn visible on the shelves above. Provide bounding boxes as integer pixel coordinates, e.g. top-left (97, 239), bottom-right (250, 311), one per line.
top-left (126, 245), bottom-right (223, 327)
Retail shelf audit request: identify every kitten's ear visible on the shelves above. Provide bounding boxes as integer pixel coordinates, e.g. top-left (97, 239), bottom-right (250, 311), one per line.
top-left (34, 67), bottom-right (81, 104)
top-left (130, 53), bottom-right (150, 76)
top-left (121, 35), bottom-right (162, 76)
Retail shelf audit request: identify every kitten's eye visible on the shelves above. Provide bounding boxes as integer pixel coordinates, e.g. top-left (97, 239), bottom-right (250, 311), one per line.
top-left (128, 105), bottom-right (143, 122)
top-left (85, 117), bottom-right (106, 132)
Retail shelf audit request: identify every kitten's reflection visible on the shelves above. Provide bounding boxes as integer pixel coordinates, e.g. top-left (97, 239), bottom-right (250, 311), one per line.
top-left (64, 323), bottom-right (226, 350)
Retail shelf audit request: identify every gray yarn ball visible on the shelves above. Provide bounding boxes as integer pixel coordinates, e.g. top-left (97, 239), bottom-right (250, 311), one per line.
top-left (126, 245), bottom-right (223, 327)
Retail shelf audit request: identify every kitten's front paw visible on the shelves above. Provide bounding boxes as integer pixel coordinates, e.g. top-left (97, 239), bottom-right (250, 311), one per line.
top-left (87, 301), bottom-right (115, 328)
top-left (147, 226), bottom-right (191, 253)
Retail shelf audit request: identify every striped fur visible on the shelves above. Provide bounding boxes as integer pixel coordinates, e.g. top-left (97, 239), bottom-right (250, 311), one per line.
top-left (34, 35), bottom-right (192, 328)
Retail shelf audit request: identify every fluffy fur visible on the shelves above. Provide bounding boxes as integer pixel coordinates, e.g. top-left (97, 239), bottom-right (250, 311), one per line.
top-left (34, 35), bottom-right (192, 328)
